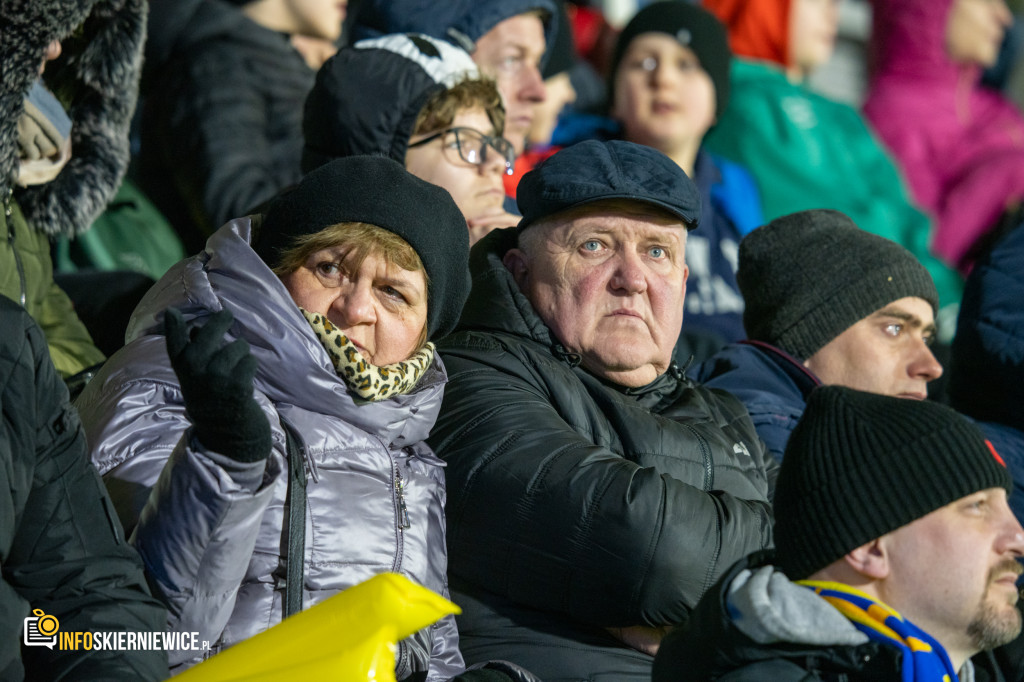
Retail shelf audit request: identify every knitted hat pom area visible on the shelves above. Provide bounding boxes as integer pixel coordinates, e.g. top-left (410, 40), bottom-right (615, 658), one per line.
top-left (772, 385), bottom-right (1012, 580)
top-left (736, 209), bottom-right (939, 360)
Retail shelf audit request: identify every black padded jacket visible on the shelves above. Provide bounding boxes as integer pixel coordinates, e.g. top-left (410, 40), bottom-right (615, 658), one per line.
top-left (0, 295), bottom-right (166, 681)
top-left (138, 0), bottom-right (314, 253)
top-left (429, 228), bottom-right (776, 681)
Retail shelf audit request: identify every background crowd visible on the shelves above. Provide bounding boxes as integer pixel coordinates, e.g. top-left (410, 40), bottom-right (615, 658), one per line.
top-left (3, 0), bottom-right (1024, 680)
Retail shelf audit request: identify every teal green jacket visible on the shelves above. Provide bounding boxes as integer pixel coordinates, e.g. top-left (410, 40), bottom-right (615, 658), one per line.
top-left (705, 59), bottom-right (963, 309)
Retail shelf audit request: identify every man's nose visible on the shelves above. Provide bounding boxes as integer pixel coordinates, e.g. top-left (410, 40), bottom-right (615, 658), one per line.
top-left (609, 250), bottom-right (648, 294)
top-left (909, 339), bottom-right (943, 384)
top-left (519, 63), bottom-right (546, 103)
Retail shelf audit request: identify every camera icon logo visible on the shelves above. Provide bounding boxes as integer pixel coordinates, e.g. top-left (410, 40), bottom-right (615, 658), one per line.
top-left (24, 609), bottom-right (59, 649)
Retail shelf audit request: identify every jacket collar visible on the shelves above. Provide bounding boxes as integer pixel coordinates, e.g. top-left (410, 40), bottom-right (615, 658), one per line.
top-left (128, 218), bottom-right (448, 448)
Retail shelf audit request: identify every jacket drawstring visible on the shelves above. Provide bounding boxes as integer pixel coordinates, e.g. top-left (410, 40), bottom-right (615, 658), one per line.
top-left (553, 343), bottom-right (582, 368)
top-left (5, 188), bottom-right (27, 307)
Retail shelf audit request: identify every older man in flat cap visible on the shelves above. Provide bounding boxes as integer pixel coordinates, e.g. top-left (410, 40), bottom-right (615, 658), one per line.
top-left (428, 140), bottom-right (775, 681)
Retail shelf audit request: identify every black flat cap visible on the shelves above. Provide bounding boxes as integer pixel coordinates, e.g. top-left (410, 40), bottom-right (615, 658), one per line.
top-left (516, 140), bottom-right (701, 231)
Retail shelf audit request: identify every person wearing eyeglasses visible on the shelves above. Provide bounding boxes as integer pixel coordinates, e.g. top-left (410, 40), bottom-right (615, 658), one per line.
top-left (348, 0), bottom-right (554, 158)
top-left (304, 33), bottom-right (521, 246)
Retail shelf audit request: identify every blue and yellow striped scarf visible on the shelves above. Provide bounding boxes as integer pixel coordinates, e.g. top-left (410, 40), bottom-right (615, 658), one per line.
top-left (797, 581), bottom-right (960, 682)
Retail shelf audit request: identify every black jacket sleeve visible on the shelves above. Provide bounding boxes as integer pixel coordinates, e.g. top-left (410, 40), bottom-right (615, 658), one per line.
top-left (0, 297), bottom-right (167, 680)
top-left (430, 335), bottom-right (773, 629)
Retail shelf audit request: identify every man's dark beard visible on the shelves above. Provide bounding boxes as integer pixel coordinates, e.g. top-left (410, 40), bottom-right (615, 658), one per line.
top-left (967, 559), bottom-right (1024, 651)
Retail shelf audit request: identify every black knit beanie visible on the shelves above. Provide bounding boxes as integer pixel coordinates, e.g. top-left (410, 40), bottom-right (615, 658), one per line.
top-left (738, 209), bottom-right (939, 361)
top-left (774, 385), bottom-right (1012, 580)
top-left (256, 156), bottom-right (471, 340)
top-left (609, 1), bottom-right (732, 117)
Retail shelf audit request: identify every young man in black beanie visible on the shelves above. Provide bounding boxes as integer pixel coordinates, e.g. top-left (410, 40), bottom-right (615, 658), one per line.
top-left (652, 385), bottom-right (1024, 681)
top-left (694, 208), bottom-right (944, 461)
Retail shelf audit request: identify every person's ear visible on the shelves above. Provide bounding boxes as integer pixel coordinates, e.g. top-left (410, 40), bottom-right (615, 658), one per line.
top-left (843, 538), bottom-right (890, 580)
top-left (503, 248), bottom-right (530, 291)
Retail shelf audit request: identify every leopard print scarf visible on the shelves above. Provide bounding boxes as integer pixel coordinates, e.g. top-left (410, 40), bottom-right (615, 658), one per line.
top-left (300, 308), bottom-right (435, 402)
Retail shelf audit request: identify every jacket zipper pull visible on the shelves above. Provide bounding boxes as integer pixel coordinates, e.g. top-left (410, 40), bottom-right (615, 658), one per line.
top-left (396, 470), bottom-right (411, 530)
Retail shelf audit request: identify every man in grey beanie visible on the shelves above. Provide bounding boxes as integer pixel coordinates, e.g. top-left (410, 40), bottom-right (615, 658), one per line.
top-left (693, 208), bottom-right (944, 461)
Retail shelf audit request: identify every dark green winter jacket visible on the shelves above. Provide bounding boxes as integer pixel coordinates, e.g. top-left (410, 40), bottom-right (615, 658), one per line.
top-left (1, 197), bottom-right (103, 377)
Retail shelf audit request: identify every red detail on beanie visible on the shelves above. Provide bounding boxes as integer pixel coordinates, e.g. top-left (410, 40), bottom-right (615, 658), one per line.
top-left (986, 440), bottom-right (1007, 468)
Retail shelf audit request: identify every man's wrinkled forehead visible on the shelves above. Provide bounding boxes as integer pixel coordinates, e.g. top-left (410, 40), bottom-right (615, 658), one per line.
top-left (541, 198), bottom-right (692, 230)
top-left (522, 199), bottom-right (690, 252)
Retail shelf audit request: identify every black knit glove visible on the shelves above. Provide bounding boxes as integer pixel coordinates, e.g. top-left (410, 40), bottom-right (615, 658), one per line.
top-left (165, 307), bottom-right (271, 463)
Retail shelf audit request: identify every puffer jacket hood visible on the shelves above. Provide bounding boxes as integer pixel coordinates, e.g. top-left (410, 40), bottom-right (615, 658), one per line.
top-left (869, 0), bottom-right (966, 87)
top-left (349, 0), bottom-right (557, 62)
top-left (303, 33), bottom-right (479, 173)
top-left (454, 226), bottom-right (556, 347)
top-left (704, 0), bottom-right (791, 68)
top-left (950, 225), bottom-right (1024, 432)
top-left (125, 218), bottom-right (447, 445)
top-left (1, 0), bottom-right (145, 237)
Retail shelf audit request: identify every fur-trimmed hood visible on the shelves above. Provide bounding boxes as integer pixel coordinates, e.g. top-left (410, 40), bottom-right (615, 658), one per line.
top-left (0, 0), bottom-right (146, 237)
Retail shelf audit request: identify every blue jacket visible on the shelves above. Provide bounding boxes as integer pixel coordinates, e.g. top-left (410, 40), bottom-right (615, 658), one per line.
top-left (951, 225), bottom-right (1024, 520)
top-left (350, 0), bottom-right (556, 55)
top-left (977, 422), bottom-right (1024, 523)
top-left (684, 150), bottom-right (762, 346)
top-left (693, 340), bottom-right (821, 463)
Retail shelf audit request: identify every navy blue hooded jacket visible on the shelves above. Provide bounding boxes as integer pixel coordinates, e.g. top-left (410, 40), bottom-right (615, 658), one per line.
top-left (693, 340), bottom-right (821, 464)
top-left (950, 224), bottom-right (1024, 521)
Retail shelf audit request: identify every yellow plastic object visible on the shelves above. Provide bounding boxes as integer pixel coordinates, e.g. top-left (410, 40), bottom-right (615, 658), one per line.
top-left (174, 573), bottom-right (460, 682)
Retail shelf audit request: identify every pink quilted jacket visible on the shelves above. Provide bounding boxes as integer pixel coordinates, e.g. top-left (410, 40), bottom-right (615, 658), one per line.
top-left (864, 0), bottom-right (1024, 271)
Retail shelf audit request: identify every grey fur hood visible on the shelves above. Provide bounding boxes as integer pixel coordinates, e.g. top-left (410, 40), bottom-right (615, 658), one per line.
top-left (1, 0), bottom-right (146, 237)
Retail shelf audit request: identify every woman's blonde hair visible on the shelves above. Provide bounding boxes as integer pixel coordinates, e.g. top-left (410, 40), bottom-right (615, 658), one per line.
top-left (414, 76), bottom-right (506, 137)
top-left (273, 221), bottom-right (430, 348)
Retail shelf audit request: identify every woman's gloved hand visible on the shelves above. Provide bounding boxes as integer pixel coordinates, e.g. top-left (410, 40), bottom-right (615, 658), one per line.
top-left (165, 307), bottom-right (271, 462)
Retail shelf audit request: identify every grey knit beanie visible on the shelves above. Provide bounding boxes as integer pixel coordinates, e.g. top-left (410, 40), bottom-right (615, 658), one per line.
top-left (738, 209), bottom-right (938, 360)
top-left (775, 385), bottom-right (1012, 580)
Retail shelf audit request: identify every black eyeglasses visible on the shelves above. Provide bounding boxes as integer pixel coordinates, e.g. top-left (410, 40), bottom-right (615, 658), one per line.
top-left (408, 127), bottom-right (516, 176)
